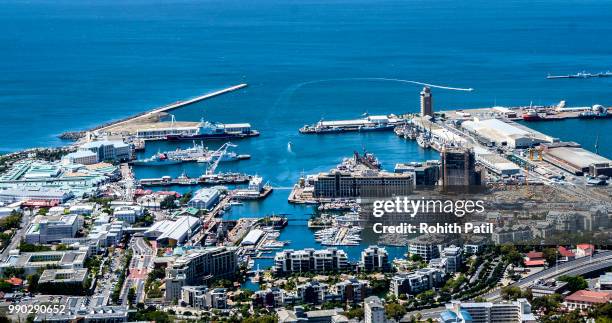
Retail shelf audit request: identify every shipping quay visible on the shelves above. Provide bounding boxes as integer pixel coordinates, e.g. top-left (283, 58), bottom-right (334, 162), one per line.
top-left (291, 87), bottom-right (612, 206)
top-left (299, 114), bottom-right (406, 134)
top-left (60, 83), bottom-right (248, 141)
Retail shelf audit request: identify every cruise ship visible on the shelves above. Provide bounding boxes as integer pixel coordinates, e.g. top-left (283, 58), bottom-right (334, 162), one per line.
top-left (299, 114), bottom-right (406, 134)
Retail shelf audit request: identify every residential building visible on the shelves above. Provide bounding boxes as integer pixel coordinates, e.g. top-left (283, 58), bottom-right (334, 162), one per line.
top-left (274, 248), bottom-right (350, 275)
top-left (180, 286), bottom-right (227, 309)
top-left (576, 244), bottom-right (595, 258)
top-left (334, 278), bottom-right (367, 303)
top-left (390, 268), bottom-right (444, 296)
top-left (364, 296), bottom-right (385, 323)
top-left (408, 240), bottom-right (440, 261)
top-left (253, 287), bottom-right (287, 308)
top-left (297, 281), bottom-right (329, 305)
top-left (492, 225), bottom-right (533, 244)
top-left (360, 245), bottom-right (390, 272)
top-left (442, 245), bottom-right (462, 273)
top-left (165, 247), bottom-right (237, 301)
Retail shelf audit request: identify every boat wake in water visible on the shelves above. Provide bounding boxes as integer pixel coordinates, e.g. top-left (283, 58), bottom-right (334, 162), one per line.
top-left (267, 77), bottom-right (473, 128)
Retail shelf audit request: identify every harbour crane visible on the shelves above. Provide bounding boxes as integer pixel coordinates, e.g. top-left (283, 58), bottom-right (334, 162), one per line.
top-left (205, 142), bottom-right (237, 175)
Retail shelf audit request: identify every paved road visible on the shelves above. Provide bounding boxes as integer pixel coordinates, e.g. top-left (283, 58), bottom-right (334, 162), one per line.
top-left (1, 208), bottom-right (31, 261)
top-left (485, 251), bottom-right (612, 300)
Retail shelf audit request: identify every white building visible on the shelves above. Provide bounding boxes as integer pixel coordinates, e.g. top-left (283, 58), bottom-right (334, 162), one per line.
top-left (360, 245), bottom-right (390, 272)
top-left (165, 247), bottom-right (237, 301)
top-left (390, 268), bottom-right (444, 296)
top-left (180, 286), bottom-right (227, 309)
top-left (25, 214), bottom-right (82, 244)
top-left (188, 188), bottom-right (221, 210)
top-left (442, 245), bottom-right (463, 273)
top-left (364, 296), bottom-right (385, 323)
top-left (79, 140), bottom-right (131, 162)
top-left (0, 249), bottom-right (88, 276)
top-left (274, 248), bottom-right (350, 275)
top-left (112, 205), bottom-right (143, 224)
top-left (462, 118), bottom-right (557, 148)
top-left (62, 150), bottom-right (99, 165)
top-left (144, 216), bottom-right (201, 246)
top-left (0, 187), bottom-right (74, 204)
top-left (441, 299), bottom-right (536, 323)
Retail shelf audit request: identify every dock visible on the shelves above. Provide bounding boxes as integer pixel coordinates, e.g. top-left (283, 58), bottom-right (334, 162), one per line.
top-left (61, 84), bottom-right (248, 140)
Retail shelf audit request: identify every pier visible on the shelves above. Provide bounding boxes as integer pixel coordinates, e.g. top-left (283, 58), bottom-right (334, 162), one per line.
top-left (61, 84), bottom-right (248, 139)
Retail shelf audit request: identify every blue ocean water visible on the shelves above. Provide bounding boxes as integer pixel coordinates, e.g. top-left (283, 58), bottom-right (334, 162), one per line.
top-left (1, 0), bottom-right (611, 271)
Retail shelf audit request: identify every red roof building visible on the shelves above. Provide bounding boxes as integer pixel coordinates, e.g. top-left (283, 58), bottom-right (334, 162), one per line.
top-left (524, 251), bottom-right (545, 267)
top-left (4, 277), bottom-right (23, 287)
top-left (564, 290), bottom-right (612, 310)
top-left (558, 246), bottom-right (575, 262)
top-left (576, 244), bottom-right (595, 258)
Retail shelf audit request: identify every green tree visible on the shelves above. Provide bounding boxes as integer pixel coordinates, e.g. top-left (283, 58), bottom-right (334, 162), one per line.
top-left (559, 275), bottom-right (588, 293)
top-left (385, 302), bottom-right (406, 321)
top-left (345, 307), bottom-right (364, 319)
top-left (543, 248), bottom-right (558, 266)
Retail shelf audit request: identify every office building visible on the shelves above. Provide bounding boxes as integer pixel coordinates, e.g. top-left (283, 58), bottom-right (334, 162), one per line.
top-left (79, 140), bottom-right (131, 162)
top-left (188, 187), bottom-right (221, 210)
top-left (360, 245), bottom-right (390, 272)
top-left (364, 296), bottom-right (385, 323)
top-left (274, 248), bottom-right (350, 275)
top-left (25, 214), bottom-right (82, 244)
top-left (441, 147), bottom-right (480, 187)
top-left (165, 247), bottom-right (237, 301)
top-left (420, 86), bottom-right (433, 118)
top-left (0, 249), bottom-right (88, 276)
top-left (37, 268), bottom-right (89, 294)
top-left (441, 299), bottom-right (536, 323)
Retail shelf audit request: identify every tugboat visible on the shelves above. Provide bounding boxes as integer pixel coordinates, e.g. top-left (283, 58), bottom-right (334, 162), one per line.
top-left (522, 109), bottom-right (543, 121)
